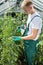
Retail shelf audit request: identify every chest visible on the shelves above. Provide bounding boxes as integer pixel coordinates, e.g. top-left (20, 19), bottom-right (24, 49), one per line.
top-left (26, 16), bottom-right (33, 29)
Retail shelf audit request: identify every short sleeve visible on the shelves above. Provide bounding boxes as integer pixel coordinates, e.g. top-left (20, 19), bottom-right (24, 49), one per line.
top-left (31, 17), bottom-right (42, 29)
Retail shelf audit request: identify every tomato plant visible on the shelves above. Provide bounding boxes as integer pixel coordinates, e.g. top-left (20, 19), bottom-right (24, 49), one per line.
top-left (0, 13), bottom-right (27, 65)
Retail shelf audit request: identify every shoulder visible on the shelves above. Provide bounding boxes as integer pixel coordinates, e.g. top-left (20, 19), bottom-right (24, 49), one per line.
top-left (33, 16), bottom-right (42, 23)
top-left (32, 13), bottom-right (42, 24)
top-left (31, 14), bottom-right (42, 28)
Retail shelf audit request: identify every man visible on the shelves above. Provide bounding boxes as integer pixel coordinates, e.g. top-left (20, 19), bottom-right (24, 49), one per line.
top-left (10, 0), bottom-right (42, 65)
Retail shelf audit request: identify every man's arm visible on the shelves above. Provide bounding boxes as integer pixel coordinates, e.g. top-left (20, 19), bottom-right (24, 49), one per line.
top-left (8, 28), bottom-right (38, 42)
top-left (21, 28), bottom-right (38, 40)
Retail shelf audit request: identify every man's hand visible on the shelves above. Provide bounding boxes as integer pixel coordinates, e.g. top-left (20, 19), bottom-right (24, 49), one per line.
top-left (17, 25), bottom-right (25, 32)
top-left (8, 36), bottom-right (21, 42)
top-left (17, 26), bottom-right (21, 32)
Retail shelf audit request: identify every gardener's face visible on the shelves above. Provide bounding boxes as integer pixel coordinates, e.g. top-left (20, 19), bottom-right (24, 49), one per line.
top-left (24, 5), bottom-right (32, 14)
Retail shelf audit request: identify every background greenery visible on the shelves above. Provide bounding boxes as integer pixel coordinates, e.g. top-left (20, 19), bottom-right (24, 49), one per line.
top-left (0, 12), bottom-right (43, 65)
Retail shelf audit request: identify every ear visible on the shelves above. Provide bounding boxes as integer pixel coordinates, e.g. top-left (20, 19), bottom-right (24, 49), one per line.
top-left (30, 5), bottom-right (32, 9)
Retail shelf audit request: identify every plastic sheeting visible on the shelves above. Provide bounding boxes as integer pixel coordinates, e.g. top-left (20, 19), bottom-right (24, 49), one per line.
top-left (0, 0), bottom-right (5, 4)
top-left (0, 0), bottom-right (17, 15)
top-left (32, 0), bottom-right (43, 11)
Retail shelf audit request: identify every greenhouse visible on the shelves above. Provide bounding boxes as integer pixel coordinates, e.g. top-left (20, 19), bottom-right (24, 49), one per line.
top-left (0, 0), bottom-right (43, 65)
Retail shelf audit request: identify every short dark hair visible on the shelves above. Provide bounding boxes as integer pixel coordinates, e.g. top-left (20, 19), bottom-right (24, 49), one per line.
top-left (25, 1), bottom-right (32, 7)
